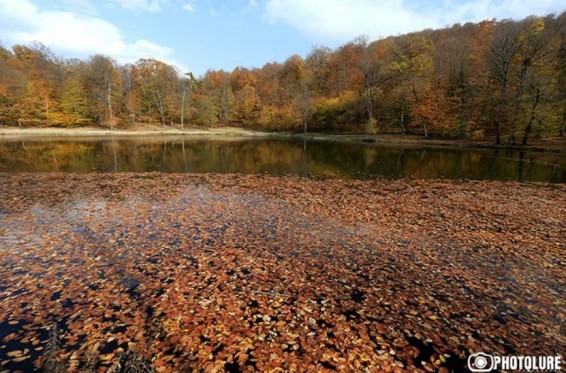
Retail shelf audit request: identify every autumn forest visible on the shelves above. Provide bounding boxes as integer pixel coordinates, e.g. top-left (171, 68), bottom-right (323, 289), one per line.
top-left (1, 13), bottom-right (566, 145)
top-left (2, 6), bottom-right (566, 373)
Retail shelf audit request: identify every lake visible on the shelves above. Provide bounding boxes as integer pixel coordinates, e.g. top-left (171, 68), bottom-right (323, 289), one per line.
top-left (1, 138), bottom-right (564, 372)
top-left (0, 136), bottom-right (564, 182)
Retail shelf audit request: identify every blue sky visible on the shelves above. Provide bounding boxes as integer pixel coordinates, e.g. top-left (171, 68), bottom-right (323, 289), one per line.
top-left (0, 0), bottom-right (564, 76)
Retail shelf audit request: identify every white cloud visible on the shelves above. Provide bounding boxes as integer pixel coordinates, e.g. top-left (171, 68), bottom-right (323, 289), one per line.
top-left (59, 0), bottom-right (98, 15)
top-left (264, 0), bottom-right (566, 43)
top-left (182, 3), bottom-right (196, 12)
top-left (107, 0), bottom-right (170, 12)
top-left (0, 0), bottom-right (185, 69)
top-left (440, 0), bottom-right (565, 23)
top-left (265, 0), bottom-right (433, 41)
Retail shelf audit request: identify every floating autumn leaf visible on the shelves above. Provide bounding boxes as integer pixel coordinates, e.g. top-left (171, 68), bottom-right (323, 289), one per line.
top-left (0, 173), bottom-right (564, 372)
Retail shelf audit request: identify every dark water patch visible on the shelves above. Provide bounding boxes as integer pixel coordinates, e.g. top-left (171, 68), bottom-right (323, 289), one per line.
top-left (99, 338), bottom-right (119, 354)
top-left (114, 324), bottom-right (127, 334)
top-left (443, 351), bottom-right (469, 372)
top-left (321, 361), bottom-right (337, 370)
top-left (120, 276), bottom-right (141, 297)
top-left (406, 336), bottom-right (436, 367)
top-left (0, 319), bottom-right (24, 341)
top-left (0, 137), bottom-right (563, 182)
top-left (212, 343), bottom-right (225, 355)
top-left (0, 323), bottom-right (49, 373)
top-left (50, 291), bottom-right (62, 301)
top-left (343, 309), bottom-right (361, 321)
top-left (225, 361), bottom-right (241, 373)
top-left (351, 290), bottom-right (366, 303)
top-left (61, 298), bottom-right (74, 309)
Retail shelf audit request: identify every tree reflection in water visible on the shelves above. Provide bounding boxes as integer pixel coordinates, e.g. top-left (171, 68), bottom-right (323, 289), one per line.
top-left (0, 137), bottom-right (563, 182)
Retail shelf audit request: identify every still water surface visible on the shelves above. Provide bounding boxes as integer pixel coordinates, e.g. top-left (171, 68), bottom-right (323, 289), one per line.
top-left (0, 136), bottom-right (564, 182)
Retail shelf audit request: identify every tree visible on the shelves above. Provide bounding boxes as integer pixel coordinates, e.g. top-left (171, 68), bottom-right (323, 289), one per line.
top-left (134, 58), bottom-right (179, 126)
top-left (0, 45), bottom-right (25, 126)
top-left (230, 68), bottom-right (259, 125)
top-left (86, 55), bottom-right (120, 128)
top-left (179, 72), bottom-right (197, 129)
top-left (358, 37), bottom-right (395, 129)
top-left (274, 55), bottom-right (314, 132)
top-left (305, 46), bottom-right (332, 96)
top-left (232, 84), bottom-right (260, 125)
top-left (486, 21), bottom-right (521, 144)
top-left (554, 13), bottom-right (566, 137)
top-left (327, 38), bottom-right (364, 97)
top-left (510, 17), bottom-right (554, 145)
top-left (462, 20), bottom-right (496, 139)
top-left (2, 12), bottom-right (566, 139)
top-left (192, 70), bottom-right (234, 126)
top-left (12, 43), bottom-right (61, 126)
top-left (60, 76), bottom-right (90, 126)
top-left (392, 35), bottom-right (435, 137)
top-left (120, 64), bottom-right (140, 126)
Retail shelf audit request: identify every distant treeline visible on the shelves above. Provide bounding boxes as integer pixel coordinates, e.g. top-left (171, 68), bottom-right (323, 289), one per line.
top-left (1, 12), bottom-right (566, 144)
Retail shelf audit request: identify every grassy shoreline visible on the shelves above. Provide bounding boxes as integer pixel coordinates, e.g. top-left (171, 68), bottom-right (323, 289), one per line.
top-left (0, 126), bottom-right (272, 138)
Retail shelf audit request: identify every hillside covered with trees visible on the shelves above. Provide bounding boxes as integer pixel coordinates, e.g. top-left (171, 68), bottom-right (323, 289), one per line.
top-left (1, 12), bottom-right (566, 145)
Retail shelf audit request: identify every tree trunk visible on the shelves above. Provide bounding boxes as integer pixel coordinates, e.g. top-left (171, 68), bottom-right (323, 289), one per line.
top-left (302, 84), bottom-right (310, 134)
top-left (495, 93), bottom-right (505, 145)
top-left (154, 91), bottom-right (166, 126)
top-left (521, 122), bottom-right (532, 146)
top-left (366, 88), bottom-right (374, 123)
top-left (400, 94), bottom-right (406, 135)
top-left (495, 123), bottom-right (502, 145)
top-left (107, 83), bottom-right (113, 129)
top-left (160, 107), bottom-right (165, 127)
top-left (510, 65), bottom-right (528, 145)
top-left (181, 88), bottom-right (186, 129)
top-left (521, 88), bottom-right (540, 146)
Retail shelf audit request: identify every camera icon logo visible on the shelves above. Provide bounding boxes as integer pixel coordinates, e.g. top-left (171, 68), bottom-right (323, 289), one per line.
top-left (468, 352), bottom-right (494, 372)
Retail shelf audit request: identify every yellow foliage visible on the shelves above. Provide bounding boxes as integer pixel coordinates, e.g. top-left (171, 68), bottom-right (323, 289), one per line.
top-left (257, 106), bottom-right (299, 130)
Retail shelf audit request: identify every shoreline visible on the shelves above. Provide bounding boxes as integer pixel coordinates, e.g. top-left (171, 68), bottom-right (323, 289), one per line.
top-left (0, 126), bottom-right (565, 153)
top-left (0, 126), bottom-right (273, 138)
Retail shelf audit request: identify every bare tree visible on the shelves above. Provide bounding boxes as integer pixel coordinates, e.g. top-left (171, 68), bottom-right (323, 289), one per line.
top-left (486, 21), bottom-right (521, 145)
top-left (512, 17), bottom-right (554, 145)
